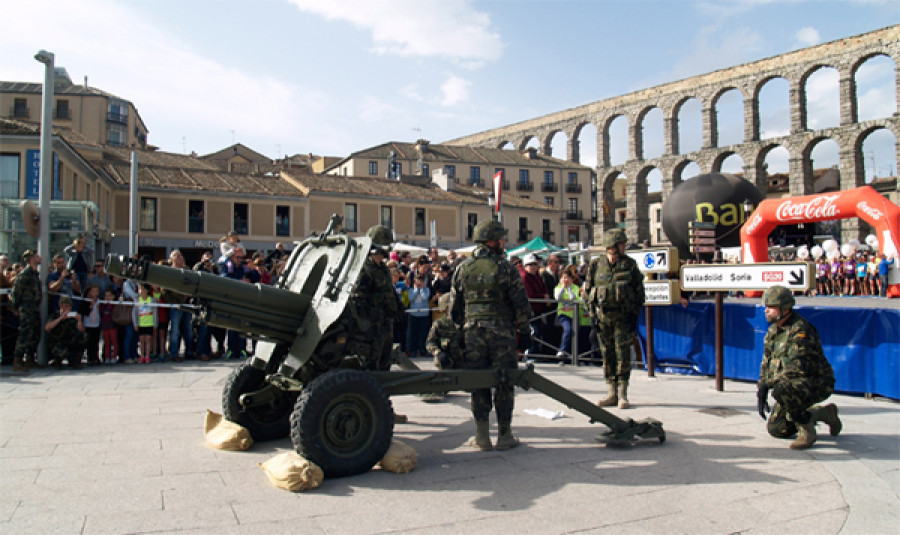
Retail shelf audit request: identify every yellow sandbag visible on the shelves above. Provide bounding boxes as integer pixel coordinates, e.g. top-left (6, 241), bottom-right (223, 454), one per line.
top-left (203, 409), bottom-right (253, 451)
top-left (378, 440), bottom-right (417, 474)
top-left (258, 452), bottom-right (324, 492)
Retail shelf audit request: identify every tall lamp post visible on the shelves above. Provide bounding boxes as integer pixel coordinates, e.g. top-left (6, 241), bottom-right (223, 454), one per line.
top-left (34, 49), bottom-right (55, 364)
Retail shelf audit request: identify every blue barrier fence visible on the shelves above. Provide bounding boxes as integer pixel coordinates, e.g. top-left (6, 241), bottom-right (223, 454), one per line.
top-left (639, 301), bottom-right (900, 399)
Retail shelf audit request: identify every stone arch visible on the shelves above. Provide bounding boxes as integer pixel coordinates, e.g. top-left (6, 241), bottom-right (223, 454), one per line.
top-left (673, 95), bottom-right (703, 154)
top-left (851, 52), bottom-right (898, 122)
top-left (712, 150), bottom-right (746, 175)
top-left (797, 135), bottom-right (839, 195)
top-left (599, 170), bottom-right (624, 232)
top-left (754, 75), bottom-right (791, 139)
top-left (572, 119), bottom-right (598, 165)
top-left (518, 135), bottom-right (540, 151)
top-left (798, 63), bottom-right (841, 130)
top-left (545, 129), bottom-right (567, 159)
top-left (672, 158), bottom-right (701, 187)
top-left (602, 113), bottom-right (629, 167)
top-left (636, 104), bottom-right (664, 160)
top-left (856, 124), bottom-right (898, 185)
top-left (498, 140), bottom-right (514, 150)
top-left (711, 86), bottom-right (746, 147)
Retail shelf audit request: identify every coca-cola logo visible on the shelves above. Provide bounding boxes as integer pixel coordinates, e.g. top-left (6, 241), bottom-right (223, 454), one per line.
top-left (857, 201), bottom-right (883, 221)
top-left (745, 212), bottom-right (764, 234)
top-left (775, 194), bottom-right (841, 222)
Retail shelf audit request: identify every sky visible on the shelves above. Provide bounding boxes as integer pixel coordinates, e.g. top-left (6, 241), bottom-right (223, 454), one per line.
top-left (3, 0), bottom-right (898, 180)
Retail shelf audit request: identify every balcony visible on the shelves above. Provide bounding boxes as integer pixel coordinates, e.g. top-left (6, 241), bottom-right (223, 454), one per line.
top-left (564, 210), bottom-right (583, 220)
top-left (542, 231), bottom-right (555, 242)
top-left (541, 182), bottom-right (558, 193)
top-left (107, 111), bottom-right (128, 124)
top-left (566, 183), bottom-right (582, 193)
top-left (516, 181), bottom-right (534, 192)
top-left (10, 106), bottom-right (30, 119)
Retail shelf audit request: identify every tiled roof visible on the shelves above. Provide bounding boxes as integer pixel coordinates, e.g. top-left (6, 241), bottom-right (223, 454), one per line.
top-left (201, 143), bottom-right (272, 163)
top-left (332, 141), bottom-right (592, 171)
top-left (1, 118), bottom-right (101, 148)
top-left (0, 81), bottom-right (125, 100)
top-left (284, 172), bottom-right (556, 212)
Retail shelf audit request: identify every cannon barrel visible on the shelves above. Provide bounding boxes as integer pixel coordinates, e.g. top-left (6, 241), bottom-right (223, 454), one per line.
top-left (105, 255), bottom-right (311, 341)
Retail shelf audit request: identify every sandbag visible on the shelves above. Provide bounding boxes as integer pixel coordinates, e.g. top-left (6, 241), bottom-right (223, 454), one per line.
top-left (378, 440), bottom-right (417, 474)
top-left (259, 452), bottom-right (324, 492)
top-left (203, 409), bottom-right (253, 451)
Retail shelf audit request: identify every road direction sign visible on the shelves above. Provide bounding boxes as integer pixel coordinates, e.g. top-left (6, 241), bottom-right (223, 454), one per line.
top-left (690, 245), bottom-right (716, 253)
top-left (689, 229), bottom-right (716, 238)
top-left (643, 280), bottom-right (680, 306)
top-left (680, 262), bottom-right (814, 291)
top-left (626, 247), bottom-right (679, 274)
top-left (690, 237), bottom-right (717, 245)
top-left (689, 221), bottom-right (715, 229)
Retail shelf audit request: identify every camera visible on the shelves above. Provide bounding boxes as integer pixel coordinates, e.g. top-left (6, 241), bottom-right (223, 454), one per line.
top-left (67, 311), bottom-right (78, 318)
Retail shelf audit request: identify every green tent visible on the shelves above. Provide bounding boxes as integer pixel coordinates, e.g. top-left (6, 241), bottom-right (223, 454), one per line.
top-left (506, 236), bottom-right (562, 259)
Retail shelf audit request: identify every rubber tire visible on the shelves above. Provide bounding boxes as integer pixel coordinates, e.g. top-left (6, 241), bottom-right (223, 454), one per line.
top-left (222, 361), bottom-right (295, 441)
top-left (291, 369), bottom-right (394, 478)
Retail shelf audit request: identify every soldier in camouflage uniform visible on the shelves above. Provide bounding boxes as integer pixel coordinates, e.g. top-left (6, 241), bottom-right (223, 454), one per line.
top-left (44, 296), bottom-right (86, 369)
top-left (10, 250), bottom-right (44, 371)
top-left (422, 293), bottom-right (461, 403)
top-left (584, 228), bottom-right (644, 409)
top-left (757, 285), bottom-right (842, 449)
top-left (451, 220), bottom-right (532, 451)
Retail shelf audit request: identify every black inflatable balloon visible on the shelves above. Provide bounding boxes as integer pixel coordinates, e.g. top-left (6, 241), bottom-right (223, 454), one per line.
top-left (661, 173), bottom-right (764, 259)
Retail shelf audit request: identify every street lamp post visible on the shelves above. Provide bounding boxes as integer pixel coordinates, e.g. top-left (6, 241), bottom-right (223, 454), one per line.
top-left (34, 49), bottom-right (55, 364)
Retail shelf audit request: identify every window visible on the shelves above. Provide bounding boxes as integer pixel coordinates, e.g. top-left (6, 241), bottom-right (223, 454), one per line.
top-left (55, 99), bottom-right (70, 120)
top-left (421, 163), bottom-right (429, 177)
top-left (544, 197), bottom-right (554, 206)
top-left (108, 124), bottom-right (126, 146)
top-left (542, 219), bottom-right (553, 241)
top-left (569, 198), bottom-right (578, 212)
top-left (276, 205), bottom-right (290, 236)
top-left (655, 208), bottom-right (661, 223)
top-left (189, 200), bottom-right (204, 233)
top-left (140, 197), bottom-right (157, 231)
top-left (568, 172), bottom-right (577, 184)
top-left (368, 161), bottom-right (378, 175)
top-left (495, 168), bottom-right (508, 189)
top-left (380, 206), bottom-right (393, 229)
top-left (344, 203), bottom-right (358, 232)
top-left (233, 203), bottom-right (248, 234)
top-left (13, 99), bottom-right (28, 118)
top-left (467, 213), bottom-right (477, 240)
top-left (518, 217), bottom-right (530, 242)
top-left (543, 171), bottom-right (553, 186)
top-left (657, 228), bottom-right (662, 243)
top-left (444, 165), bottom-right (456, 178)
top-left (0, 153), bottom-right (20, 198)
top-left (469, 166), bottom-right (481, 185)
top-left (108, 100), bottom-right (128, 123)
top-left (619, 211), bottom-right (627, 223)
top-left (518, 169), bottom-right (529, 184)
top-left (414, 208), bottom-right (426, 235)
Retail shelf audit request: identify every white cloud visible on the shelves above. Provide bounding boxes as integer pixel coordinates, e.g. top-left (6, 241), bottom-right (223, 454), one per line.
top-left (439, 76), bottom-right (470, 107)
top-left (2, 0), bottom-right (329, 155)
top-left (286, 0), bottom-right (503, 65)
top-left (794, 26), bottom-right (821, 48)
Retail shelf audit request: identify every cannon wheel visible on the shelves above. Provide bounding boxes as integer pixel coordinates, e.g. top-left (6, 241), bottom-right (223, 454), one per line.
top-left (222, 361), bottom-right (296, 441)
top-left (291, 369), bottom-right (394, 478)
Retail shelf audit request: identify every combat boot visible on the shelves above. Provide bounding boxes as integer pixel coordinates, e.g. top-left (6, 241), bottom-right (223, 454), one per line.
top-left (467, 420), bottom-right (492, 451)
top-left (617, 381), bottom-right (630, 409)
top-left (24, 356), bottom-right (44, 369)
top-left (811, 404), bottom-right (842, 436)
top-left (12, 355), bottom-right (27, 372)
top-left (596, 379), bottom-right (618, 407)
top-left (789, 421), bottom-right (817, 450)
top-left (495, 422), bottom-right (520, 451)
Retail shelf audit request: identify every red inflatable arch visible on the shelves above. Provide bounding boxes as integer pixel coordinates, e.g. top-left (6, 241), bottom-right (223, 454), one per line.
top-left (740, 186), bottom-right (900, 298)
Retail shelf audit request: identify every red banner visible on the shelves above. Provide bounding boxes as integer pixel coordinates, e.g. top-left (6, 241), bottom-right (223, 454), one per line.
top-left (493, 170), bottom-right (503, 212)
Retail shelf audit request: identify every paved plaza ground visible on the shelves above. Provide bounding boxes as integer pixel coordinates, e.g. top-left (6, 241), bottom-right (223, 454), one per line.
top-left (1, 357), bottom-right (897, 535)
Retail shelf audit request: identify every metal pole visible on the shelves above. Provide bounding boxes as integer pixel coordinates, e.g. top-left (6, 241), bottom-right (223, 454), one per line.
top-left (715, 291), bottom-right (724, 391)
top-left (129, 152), bottom-right (138, 256)
top-left (645, 306), bottom-right (655, 377)
top-left (35, 49), bottom-right (55, 365)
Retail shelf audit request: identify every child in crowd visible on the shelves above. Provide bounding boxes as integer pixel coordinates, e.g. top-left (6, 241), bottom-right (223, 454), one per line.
top-left (405, 274), bottom-right (431, 357)
top-left (217, 231), bottom-right (241, 266)
top-left (81, 285), bottom-right (103, 365)
top-left (152, 284), bottom-right (168, 360)
top-left (134, 283), bottom-right (157, 364)
top-left (100, 289), bottom-right (119, 364)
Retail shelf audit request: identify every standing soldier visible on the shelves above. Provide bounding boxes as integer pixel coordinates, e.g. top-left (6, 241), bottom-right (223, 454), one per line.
top-left (756, 285), bottom-right (842, 449)
top-left (451, 220), bottom-right (532, 451)
top-left (584, 228), bottom-right (645, 409)
top-left (11, 250), bottom-right (44, 371)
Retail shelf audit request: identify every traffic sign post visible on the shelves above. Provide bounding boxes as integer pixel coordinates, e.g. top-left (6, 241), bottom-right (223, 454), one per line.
top-left (643, 280), bottom-right (679, 306)
top-left (680, 262), bottom-right (814, 292)
top-left (626, 247), bottom-right (679, 275)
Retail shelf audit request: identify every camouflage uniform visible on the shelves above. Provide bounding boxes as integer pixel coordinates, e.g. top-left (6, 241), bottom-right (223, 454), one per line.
top-left (584, 250), bottom-right (644, 382)
top-left (46, 311), bottom-right (86, 367)
top-left (759, 313), bottom-right (835, 438)
top-left (426, 316), bottom-right (461, 370)
top-left (348, 257), bottom-right (400, 371)
top-left (11, 265), bottom-right (42, 363)
top-left (451, 244), bottom-right (531, 431)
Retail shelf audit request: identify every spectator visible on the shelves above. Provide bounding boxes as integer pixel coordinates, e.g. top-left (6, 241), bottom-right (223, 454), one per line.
top-left (519, 254), bottom-right (550, 357)
top-left (134, 284), bottom-right (157, 364)
top-left (63, 236), bottom-right (94, 291)
top-left (0, 254), bottom-right (16, 366)
top-left (398, 251), bottom-right (414, 278)
top-left (45, 296), bottom-right (85, 369)
top-left (100, 288), bottom-right (119, 364)
top-left (80, 285), bottom-right (103, 365)
top-left (446, 249), bottom-right (460, 270)
top-left (265, 242), bottom-right (289, 269)
top-left (427, 246), bottom-right (441, 266)
top-left (430, 263), bottom-right (453, 303)
top-left (553, 268), bottom-right (581, 364)
top-left (878, 253), bottom-right (894, 298)
top-left (217, 231), bottom-right (241, 268)
top-left (221, 246), bottom-right (248, 359)
top-left (85, 258), bottom-right (117, 297)
top-left (192, 251), bottom-right (218, 274)
top-left (152, 284), bottom-right (168, 360)
top-left (540, 254), bottom-right (563, 355)
top-left (192, 252), bottom-right (219, 360)
top-left (391, 267), bottom-right (409, 352)
top-left (406, 274), bottom-right (431, 357)
top-left (47, 254), bottom-right (81, 314)
top-left (163, 250), bottom-right (194, 362)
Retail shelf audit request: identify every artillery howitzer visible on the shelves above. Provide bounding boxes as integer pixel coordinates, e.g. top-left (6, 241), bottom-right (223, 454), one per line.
top-left (106, 215), bottom-right (664, 478)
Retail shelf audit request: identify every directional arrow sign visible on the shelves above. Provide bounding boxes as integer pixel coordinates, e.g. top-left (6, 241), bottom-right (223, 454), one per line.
top-left (680, 262), bottom-right (814, 291)
top-left (626, 247), bottom-right (679, 274)
top-left (643, 280), bottom-right (680, 306)
top-left (689, 229), bottom-right (716, 237)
